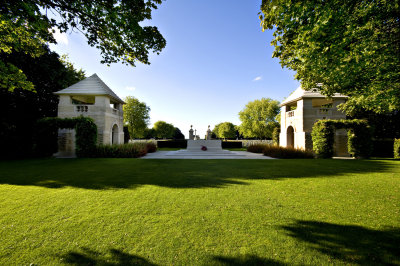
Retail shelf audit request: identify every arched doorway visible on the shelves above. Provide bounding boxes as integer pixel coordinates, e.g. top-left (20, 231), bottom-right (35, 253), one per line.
top-left (112, 124), bottom-right (119, 144)
top-left (287, 126), bottom-right (294, 148)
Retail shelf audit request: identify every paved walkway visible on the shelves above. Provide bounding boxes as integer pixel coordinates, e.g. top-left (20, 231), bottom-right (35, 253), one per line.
top-left (141, 150), bottom-right (274, 159)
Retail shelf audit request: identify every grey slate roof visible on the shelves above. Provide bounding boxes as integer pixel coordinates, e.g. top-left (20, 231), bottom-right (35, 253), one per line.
top-left (281, 86), bottom-right (347, 106)
top-left (54, 73), bottom-right (125, 104)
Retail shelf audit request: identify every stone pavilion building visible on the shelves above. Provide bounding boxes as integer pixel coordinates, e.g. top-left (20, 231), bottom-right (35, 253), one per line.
top-left (280, 87), bottom-right (349, 156)
top-left (54, 74), bottom-right (125, 156)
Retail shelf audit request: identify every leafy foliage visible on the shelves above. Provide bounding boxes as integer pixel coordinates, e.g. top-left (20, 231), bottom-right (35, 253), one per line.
top-left (35, 117), bottom-right (97, 158)
top-left (238, 98), bottom-right (280, 139)
top-left (172, 127), bottom-right (185, 140)
top-left (75, 117), bottom-right (97, 157)
top-left (153, 121), bottom-right (175, 139)
top-left (213, 122), bottom-right (236, 139)
top-left (350, 110), bottom-right (400, 140)
top-left (311, 120), bottom-right (336, 158)
top-left (0, 46), bottom-right (84, 158)
top-left (1, 0), bottom-right (165, 92)
top-left (272, 127), bottom-right (280, 145)
top-left (311, 119), bottom-right (372, 158)
top-left (123, 96), bottom-right (150, 139)
top-left (0, 11), bottom-right (52, 92)
top-left (260, 0), bottom-right (400, 114)
top-left (394, 139), bottom-right (400, 159)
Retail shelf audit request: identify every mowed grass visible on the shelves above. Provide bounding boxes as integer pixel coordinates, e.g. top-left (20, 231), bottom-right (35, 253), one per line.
top-left (0, 159), bottom-right (399, 265)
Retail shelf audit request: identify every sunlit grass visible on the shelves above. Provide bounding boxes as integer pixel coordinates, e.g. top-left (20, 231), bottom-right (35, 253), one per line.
top-left (0, 159), bottom-right (399, 265)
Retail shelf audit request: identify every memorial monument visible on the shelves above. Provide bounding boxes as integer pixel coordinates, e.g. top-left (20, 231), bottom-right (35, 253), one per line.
top-left (206, 125), bottom-right (212, 140)
top-left (189, 125), bottom-right (194, 140)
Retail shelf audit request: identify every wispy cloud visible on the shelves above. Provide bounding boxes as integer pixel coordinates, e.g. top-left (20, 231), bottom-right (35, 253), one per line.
top-left (125, 86), bottom-right (136, 91)
top-left (52, 28), bottom-right (68, 45)
top-left (253, 76), bottom-right (262, 81)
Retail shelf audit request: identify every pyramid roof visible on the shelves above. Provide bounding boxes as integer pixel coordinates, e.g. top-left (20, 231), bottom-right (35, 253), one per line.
top-left (54, 74), bottom-right (125, 104)
top-left (281, 86), bottom-right (347, 106)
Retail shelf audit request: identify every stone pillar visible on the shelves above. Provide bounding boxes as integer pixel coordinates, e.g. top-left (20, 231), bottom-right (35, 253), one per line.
top-left (189, 125), bottom-right (194, 140)
top-left (206, 125), bottom-right (212, 140)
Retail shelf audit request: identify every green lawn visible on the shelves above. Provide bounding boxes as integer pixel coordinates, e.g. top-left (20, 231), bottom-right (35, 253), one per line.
top-left (0, 159), bottom-right (399, 265)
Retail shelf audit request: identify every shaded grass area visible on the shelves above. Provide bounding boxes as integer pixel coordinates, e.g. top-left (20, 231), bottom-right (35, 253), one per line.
top-left (0, 158), bottom-right (396, 189)
top-left (0, 159), bottom-right (399, 265)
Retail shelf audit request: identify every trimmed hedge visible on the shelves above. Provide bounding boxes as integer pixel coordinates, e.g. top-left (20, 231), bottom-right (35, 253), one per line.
top-left (395, 139), bottom-right (400, 159)
top-left (157, 140), bottom-right (187, 148)
top-left (35, 117), bottom-right (97, 157)
top-left (75, 118), bottom-right (97, 157)
top-left (247, 144), bottom-right (269, 153)
top-left (311, 120), bottom-right (335, 158)
top-left (312, 119), bottom-right (372, 158)
top-left (93, 143), bottom-right (154, 158)
top-left (372, 139), bottom-right (394, 158)
top-left (263, 145), bottom-right (314, 159)
top-left (222, 141), bottom-right (242, 149)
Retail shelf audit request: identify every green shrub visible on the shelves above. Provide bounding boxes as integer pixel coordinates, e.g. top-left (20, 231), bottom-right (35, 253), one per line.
top-left (311, 119), bottom-right (372, 158)
top-left (345, 120), bottom-right (372, 158)
top-left (272, 127), bottom-right (280, 145)
top-left (35, 117), bottom-right (97, 157)
top-left (247, 144), bottom-right (270, 153)
top-left (94, 143), bottom-right (148, 158)
top-left (263, 145), bottom-right (314, 159)
top-left (311, 120), bottom-right (335, 158)
top-left (146, 142), bottom-right (157, 153)
top-left (75, 117), bottom-right (97, 158)
top-left (394, 139), bottom-right (400, 159)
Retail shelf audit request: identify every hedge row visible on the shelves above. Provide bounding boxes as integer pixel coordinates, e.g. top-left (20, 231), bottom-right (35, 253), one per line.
top-left (395, 139), bottom-right (400, 159)
top-left (157, 140), bottom-right (187, 148)
top-left (93, 143), bottom-right (157, 158)
top-left (263, 145), bottom-right (314, 159)
top-left (247, 144), bottom-right (269, 153)
top-left (35, 117), bottom-right (97, 157)
top-left (311, 119), bottom-right (372, 158)
top-left (246, 143), bottom-right (313, 159)
top-left (221, 141), bottom-right (242, 149)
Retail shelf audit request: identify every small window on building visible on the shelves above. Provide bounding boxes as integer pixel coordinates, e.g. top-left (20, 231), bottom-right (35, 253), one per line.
top-left (71, 95), bottom-right (95, 105)
top-left (110, 102), bottom-right (119, 109)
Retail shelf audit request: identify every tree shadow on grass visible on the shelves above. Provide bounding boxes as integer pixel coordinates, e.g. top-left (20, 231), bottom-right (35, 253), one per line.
top-left (281, 220), bottom-right (400, 265)
top-left (61, 247), bottom-right (156, 265)
top-left (212, 254), bottom-right (286, 265)
top-left (0, 158), bottom-right (396, 189)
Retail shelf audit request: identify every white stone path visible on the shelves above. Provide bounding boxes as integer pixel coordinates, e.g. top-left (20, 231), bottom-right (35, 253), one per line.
top-left (142, 140), bottom-right (274, 159)
top-left (141, 150), bottom-right (274, 159)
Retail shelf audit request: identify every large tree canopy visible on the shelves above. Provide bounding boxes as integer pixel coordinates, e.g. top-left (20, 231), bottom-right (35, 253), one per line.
top-left (260, 0), bottom-right (400, 114)
top-left (238, 98), bottom-right (280, 139)
top-left (123, 96), bottom-right (150, 139)
top-left (213, 122), bottom-right (236, 139)
top-left (0, 45), bottom-right (85, 158)
top-left (1, 0), bottom-right (166, 91)
top-left (153, 121), bottom-right (175, 139)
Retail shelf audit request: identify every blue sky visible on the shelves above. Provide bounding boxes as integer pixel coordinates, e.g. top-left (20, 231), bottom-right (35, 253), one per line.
top-left (50, 0), bottom-right (300, 138)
